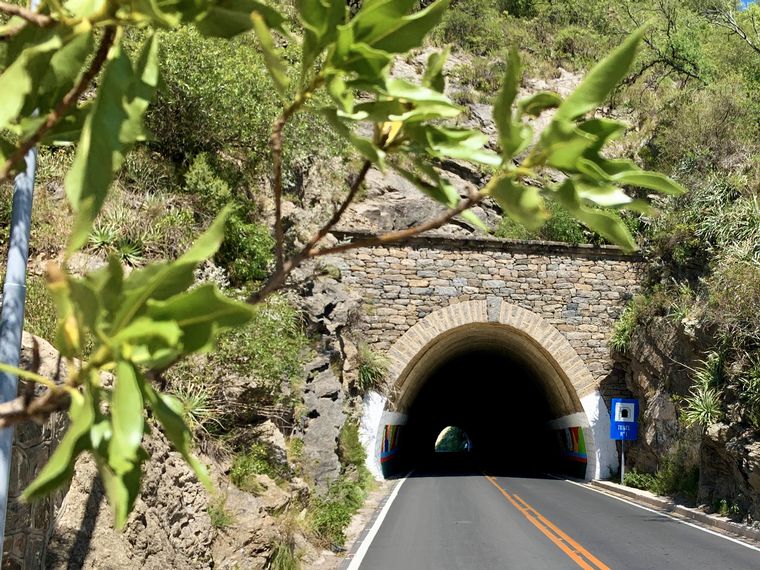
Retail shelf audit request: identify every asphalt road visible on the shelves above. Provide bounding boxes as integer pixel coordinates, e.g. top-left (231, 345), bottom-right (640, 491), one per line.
top-left (350, 472), bottom-right (760, 569)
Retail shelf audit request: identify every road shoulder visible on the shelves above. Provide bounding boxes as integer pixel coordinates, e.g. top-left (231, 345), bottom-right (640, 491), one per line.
top-left (585, 479), bottom-right (760, 548)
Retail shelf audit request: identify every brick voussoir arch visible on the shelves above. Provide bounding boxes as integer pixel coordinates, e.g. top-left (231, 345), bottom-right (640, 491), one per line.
top-left (388, 299), bottom-right (597, 401)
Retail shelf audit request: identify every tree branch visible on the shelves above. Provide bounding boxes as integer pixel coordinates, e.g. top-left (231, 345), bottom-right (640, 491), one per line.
top-left (0, 25), bottom-right (116, 185)
top-left (0, 1), bottom-right (55, 28)
top-left (270, 75), bottom-right (325, 273)
top-left (313, 189), bottom-right (483, 257)
top-left (247, 186), bottom-right (483, 305)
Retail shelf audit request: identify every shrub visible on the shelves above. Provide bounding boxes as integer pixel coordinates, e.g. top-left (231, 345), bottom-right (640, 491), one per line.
top-left (338, 421), bottom-right (366, 471)
top-left (706, 257), bottom-right (760, 344)
top-left (230, 442), bottom-right (290, 491)
top-left (215, 294), bottom-right (308, 397)
top-left (270, 539), bottom-right (300, 570)
top-left (217, 214), bottom-right (274, 284)
top-left (453, 56), bottom-right (507, 96)
top-left (433, 0), bottom-right (505, 56)
top-left (624, 469), bottom-right (657, 491)
top-left (651, 452), bottom-right (699, 502)
top-left (150, 27), bottom-right (342, 176)
top-left (610, 303), bottom-right (638, 352)
top-left (356, 343), bottom-right (389, 392)
top-left (683, 352), bottom-right (725, 428)
top-left (553, 25), bottom-right (606, 68)
top-left (309, 475), bottom-right (367, 548)
top-left (738, 357), bottom-right (760, 427)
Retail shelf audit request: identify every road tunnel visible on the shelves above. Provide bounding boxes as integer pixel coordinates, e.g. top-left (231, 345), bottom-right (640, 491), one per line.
top-left (371, 320), bottom-right (599, 479)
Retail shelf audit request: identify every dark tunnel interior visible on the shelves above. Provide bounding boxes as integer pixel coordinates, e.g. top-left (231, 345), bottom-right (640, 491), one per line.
top-left (393, 349), bottom-right (571, 476)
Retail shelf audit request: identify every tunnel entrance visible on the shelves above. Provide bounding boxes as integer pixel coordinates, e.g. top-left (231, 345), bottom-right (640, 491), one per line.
top-left (397, 349), bottom-right (570, 475)
top-left (364, 301), bottom-right (617, 481)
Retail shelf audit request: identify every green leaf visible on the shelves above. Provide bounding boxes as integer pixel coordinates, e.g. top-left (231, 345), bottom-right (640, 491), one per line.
top-left (195, 0), bottom-right (286, 38)
top-left (297, 0), bottom-right (344, 72)
top-left (0, 34), bottom-right (61, 131)
top-left (517, 91), bottom-right (562, 118)
top-left (97, 449), bottom-right (146, 529)
top-left (556, 180), bottom-right (636, 250)
top-left (251, 12), bottom-right (289, 97)
top-left (555, 28), bottom-right (644, 121)
top-left (108, 362), bottom-right (145, 474)
top-left (577, 118), bottom-right (626, 152)
top-left (47, 267), bottom-right (82, 357)
top-left (461, 209), bottom-right (488, 232)
top-left (22, 388), bottom-right (95, 501)
top-left (37, 27), bottom-right (94, 112)
top-left (493, 49), bottom-right (529, 159)
top-left (83, 256), bottom-right (124, 321)
top-left (68, 279), bottom-right (101, 331)
top-left (141, 383), bottom-right (211, 489)
top-left (610, 170), bottom-right (687, 195)
top-left (394, 161), bottom-right (459, 208)
top-left (111, 207), bottom-right (232, 332)
top-left (337, 41), bottom-right (393, 80)
top-left (111, 317), bottom-right (183, 366)
top-left (540, 120), bottom-right (595, 171)
top-left (65, 32), bottom-right (160, 253)
top-left (146, 285), bottom-right (254, 354)
top-left (405, 124), bottom-right (501, 166)
top-left (38, 103), bottom-right (93, 145)
top-left (354, 0), bottom-right (449, 54)
top-left (490, 177), bottom-right (548, 231)
top-left (422, 48), bottom-right (448, 92)
top-left (65, 0), bottom-right (107, 19)
top-left (321, 108), bottom-right (386, 167)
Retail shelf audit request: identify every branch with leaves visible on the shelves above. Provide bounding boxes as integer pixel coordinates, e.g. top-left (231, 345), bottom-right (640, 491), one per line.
top-left (0, 0), bottom-right (685, 528)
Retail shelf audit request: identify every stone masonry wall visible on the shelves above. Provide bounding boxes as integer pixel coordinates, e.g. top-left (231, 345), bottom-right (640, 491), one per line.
top-left (332, 231), bottom-right (643, 390)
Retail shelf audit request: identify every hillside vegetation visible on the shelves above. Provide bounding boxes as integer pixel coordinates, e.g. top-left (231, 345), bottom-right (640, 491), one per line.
top-left (1, 0), bottom-right (759, 562)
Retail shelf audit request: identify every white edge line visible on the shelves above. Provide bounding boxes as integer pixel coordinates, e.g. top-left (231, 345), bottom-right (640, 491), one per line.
top-left (346, 476), bottom-right (408, 570)
top-left (560, 477), bottom-right (760, 553)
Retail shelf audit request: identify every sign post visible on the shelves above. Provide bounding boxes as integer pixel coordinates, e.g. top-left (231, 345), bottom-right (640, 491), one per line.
top-left (610, 398), bottom-right (638, 485)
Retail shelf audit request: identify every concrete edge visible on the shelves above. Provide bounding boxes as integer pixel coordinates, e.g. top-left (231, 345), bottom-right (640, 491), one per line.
top-left (589, 480), bottom-right (760, 544)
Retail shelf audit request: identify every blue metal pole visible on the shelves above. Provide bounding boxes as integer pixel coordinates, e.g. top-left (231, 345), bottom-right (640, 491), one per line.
top-left (0, 145), bottom-right (38, 560)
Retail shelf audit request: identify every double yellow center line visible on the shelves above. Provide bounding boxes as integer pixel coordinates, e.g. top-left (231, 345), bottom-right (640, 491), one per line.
top-left (485, 476), bottom-right (610, 570)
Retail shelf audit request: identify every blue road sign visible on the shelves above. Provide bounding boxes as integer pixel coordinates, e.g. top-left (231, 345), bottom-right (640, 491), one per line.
top-left (610, 398), bottom-right (638, 441)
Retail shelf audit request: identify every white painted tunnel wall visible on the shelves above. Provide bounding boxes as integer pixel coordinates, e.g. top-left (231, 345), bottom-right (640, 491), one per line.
top-left (361, 390), bottom-right (618, 481)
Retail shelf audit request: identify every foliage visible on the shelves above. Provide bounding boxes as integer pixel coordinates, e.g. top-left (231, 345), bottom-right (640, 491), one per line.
top-left (207, 494), bottom-right (235, 529)
top-left (434, 0), bottom-right (505, 55)
top-left (650, 451), bottom-right (699, 501)
top-left (610, 302), bottom-right (638, 352)
top-left (0, 0), bottom-right (683, 529)
top-left (310, 419), bottom-right (372, 548)
top-left (624, 454), bottom-right (699, 503)
top-left (738, 357), bottom-right (760, 428)
top-left (23, 275), bottom-right (57, 343)
top-left (151, 26), bottom-right (342, 176)
top-left (216, 295), bottom-right (308, 396)
top-left (356, 342), bottom-right (389, 392)
top-left (309, 475), bottom-right (367, 548)
top-left (683, 352), bottom-right (725, 428)
top-left (230, 442), bottom-right (290, 491)
top-left (269, 539), bottom-right (300, 570)
top-left (2, 212), bottom-right (253, 528)
top-left (623, 468), bottom-right (657, 491)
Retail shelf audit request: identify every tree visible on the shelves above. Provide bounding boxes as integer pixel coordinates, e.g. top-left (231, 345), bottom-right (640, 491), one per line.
top-left (0, 0), bottom-right (685, 527)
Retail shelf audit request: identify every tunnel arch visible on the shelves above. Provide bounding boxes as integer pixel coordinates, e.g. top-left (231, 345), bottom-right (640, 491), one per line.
top-left (362, 300), bottom-right (618, 480)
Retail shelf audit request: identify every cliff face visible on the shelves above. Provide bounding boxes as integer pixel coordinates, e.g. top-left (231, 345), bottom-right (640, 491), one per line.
top-left (617, 317), bottom-right (760, 523)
